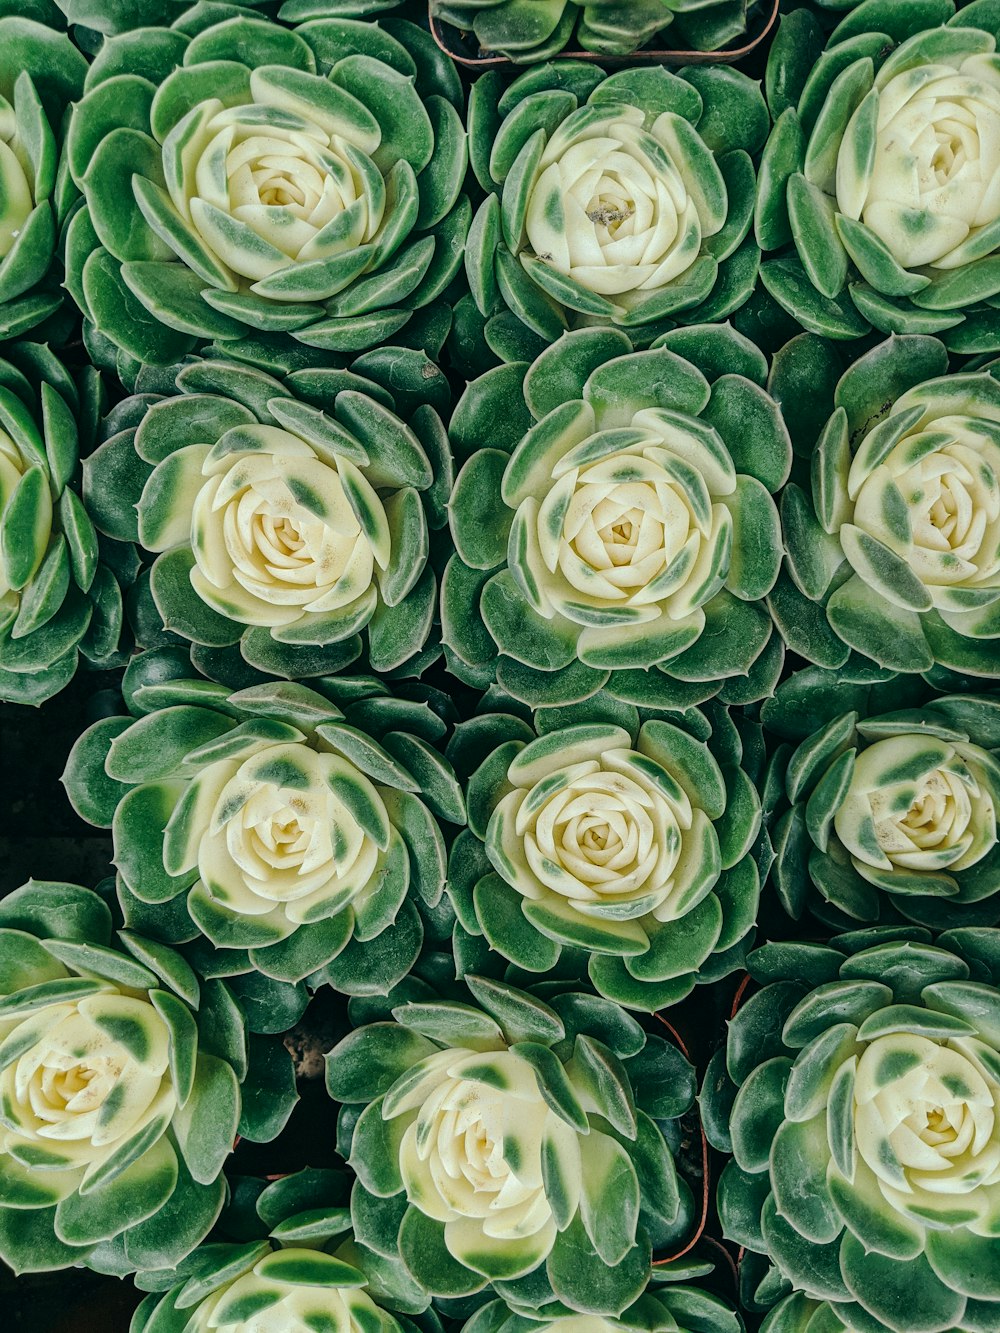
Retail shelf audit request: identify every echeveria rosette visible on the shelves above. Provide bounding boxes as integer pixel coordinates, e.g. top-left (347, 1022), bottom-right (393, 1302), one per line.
top-left (84, 353), bottom-right (450, 682)
top-left (771, 332), bottom-right (1000, 678)
top-left (705, 928), bottom-right (1000, 1333)
top-left (63, 660), bottom-right (462, 996)
top-left (0, 342), bottom-right (125, 704)
top-left (326, 975), bottom-right (697, 1314)
top-left (0, 16), bottom-right (85, 339)
top-left (756, 0), bottom-right (1000, 349)
top-left (433, 0), bottom-right (755, 61)
top-left (132, 1167), bottom-right (433, 1331)
top-left (462, 1287), bottom-right (743, 1333)
top-left (0, 880), bottom-right (295, 1276)
top-left (447, 709), bottom-right (763, 1012)
top-left (769, 693), bottom-right (1000, 931)
top-left (465, 63), bottom-right (765, 348)
top-left (443, 324), bottom-right (789, 708)
top-left (63, 12), bottom-right (468, 365)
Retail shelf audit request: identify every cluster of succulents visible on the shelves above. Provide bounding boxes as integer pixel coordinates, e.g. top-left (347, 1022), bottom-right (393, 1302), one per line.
top-left (0, 2), bottom-right (999, 1332)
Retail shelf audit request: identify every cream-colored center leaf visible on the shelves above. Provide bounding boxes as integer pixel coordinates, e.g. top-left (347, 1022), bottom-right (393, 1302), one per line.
top-left (393, 1047), bottom-right (574, 1247)
top-left (834, 734), bottom-right (997, 877)
top-left (164, 78), bottom-right (384, 283)
top-left (197, 744), bottom-right (384, 928)
top-left (0, 993), bottom-right (175, 1169)
top-left (842, 53), bottom-right (1000, 268)
top-left (850, 410), bottom-right (1000, 605)
top-left (516, 413), bottom-right (735, 626)
top-left (190, 427), bottom-right (388, 629)
top-left (492, 749), bottom-right (694, 923)
top-left (523, 106), bottom-right (721, 298)
top-left (854, 1034), bottom-right (1000, 1208)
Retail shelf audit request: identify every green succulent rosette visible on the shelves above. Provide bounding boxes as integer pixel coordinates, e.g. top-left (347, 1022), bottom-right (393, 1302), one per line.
top-left (0, 14), bottom-right (85, 339)
top-left (0, 879), bottom-right (296, 1276)
top-left (768, 692), bottom-right (1000, 930)
top-left (443, 324), bottom-right (789, 708)
top-left (758, 1292), bottom-right (876, 1333)
top-left (0, 341), bottom-right (125, 704)
top-left (132, 1167), bottom-right (434, 1330)
top-left (756, 0), bottom-right (1000, 348)
top-left (63, 658), bottom-right (463, 995)
top-left (83, 352), bottom-right (450, 682)
top-left (464, 63), bottom-right (765, 348)
top-left (432, 0), bottom-right (756, 62)
top-left (770, 332), bottom-right (1000, 677)
top-left (326, 975), bottom-right (697, 1314)
top-left (446, 705), bottom-right (763, 1011)
top-left (462, 1286), bottom-right (743, 1333)
top-left (62, 9), bottom-right (468, 364)
top-left (705, 927), bottom-right (1000, 1333)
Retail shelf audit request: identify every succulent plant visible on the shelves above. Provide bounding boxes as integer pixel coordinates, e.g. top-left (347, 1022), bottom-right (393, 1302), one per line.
top-left (443, 323), bottom-right (788, 707)
top-left (0, 879), bottom-right (295, 1276)
top-left (83, 352), bottom-right (451, 681)
top-left (433, 0), bottom-right (756, 62)
top-left (63, 10), bottom-right (468, 364)
top-left (447, 705), bottom-right (763, 1011)
top-left (132, 1166), bottom-right (431, 1331)
top-left (758, 1291), bottom-right (867, 1333)
top-left (706, 927), bottom-right (1000, 1333)
top-left (326, 974), bottom-right (697, 1314)
top-left (770, 332), bottom-right (1000, 678)
top-left (63, 657), bottom-right (463, 994)
top-left (0, 341), bottom-right (125, 704)
top-left (768, 692), bottom-right (1000, 931)
top-left (463, 1284), bottom-right (744, 1333)
top-left (465, 63), bottom-right (765, 347)
top-left (0, 14), bottom-right (85, 339)
top-left (757, 0), bottom-right (1000, 348)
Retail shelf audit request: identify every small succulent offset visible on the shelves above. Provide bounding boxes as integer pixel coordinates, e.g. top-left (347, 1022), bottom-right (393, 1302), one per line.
top-left (707, 929), bottom-right (1000, 1333)
top-left (463, 1285), bottom-right (744, 1333)
top-left (769, 693), bottom-right (1000, 931)
top-left (432, 0), bottom-right (756, 62)
top-left (757, 0), bottom-right (1000, 348)
top-left (444, 324), bottom-right (789, 707)
top-left (772, 333), bottom-right (1000, 677)
top-left (466, 63), bottom-right (765, 347)
top-left (0, 880), bottom-right (291, 1276)
top-left (0, 342), bottom-right (124, 705)
top-left (64, 11), bottom-right (468, 364)
top-left (84, 353), bottom-right (450, 681)
top-left (63, 660), bottom-right (463, 994)
top-left (0, 16), bottom-right (86, 339)
top-left (133, 1168), bottom-right (428, 1332)
top-left (326, 975), bottom-right (697, 1315)
top-left (448, 708), bottom-right (762, 1011)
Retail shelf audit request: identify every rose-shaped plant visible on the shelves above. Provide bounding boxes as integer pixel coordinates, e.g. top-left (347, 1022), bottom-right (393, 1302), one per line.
top-left (63, 655), bottom-right (462, 993)
top-left (63, 11), bottom-right (468, 364)
top-left (0, 341), bottom-right (125, 704)
top-left (83, 352), bottom-right (450, 681)
top-left (446, 706), bottom-right (762, 1011)
top-left (465, 64), bottom-right (765, 348)
top-left (133, 1166), bottom-right (429, 1330)
top-left (770, 332), bottom-right (1000, 677)
top-left (0, 879), bottom-right (295, 1276)
top-left (756, 0), bottom-right (1000, 348)
top-left (463, 1285), bottom-right (743, 1333)
top-left (705, 927), bottom-right (1000, 1333)
top-left (326, 975), bottom-right (697, 1314)
top-left (768, 692), bottom-right (1000, 930)
top-left (758, 1292), bottom-right (868, 1333)
top-left (432, 0), bottom-right (756, 62)
top-left (0, 16), bottom-right (85, 339)
top-left (444, 324), bottom-right (788, 707)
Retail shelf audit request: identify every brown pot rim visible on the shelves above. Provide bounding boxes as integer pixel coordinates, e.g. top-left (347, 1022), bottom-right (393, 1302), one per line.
top-left (428, 0), bottom-right (780, 69)
top-left (651, 1009), bottom-right (711, 1267)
